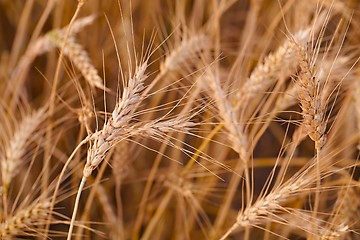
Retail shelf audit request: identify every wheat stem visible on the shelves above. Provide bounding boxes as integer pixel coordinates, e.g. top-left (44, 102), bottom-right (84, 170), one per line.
top-left (67, 176), bottom-right (86, 240)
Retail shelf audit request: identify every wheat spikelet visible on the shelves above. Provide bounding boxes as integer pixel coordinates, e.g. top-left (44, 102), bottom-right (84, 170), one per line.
top-left (162, 173), bottom-right (194, 197)
top-left (237, 175), bottom-right (312, 228)
top-left (276, 56), bottom-right (350, 113)
top-left (111, 63), bottom-right (148, 127)
top-left (320, 225), bottom-right (350, 240)
top-left (273, 209), bottom-right (326, 238)
top-left (1, 107), bottom-right (47, 191)
top-left (133, 118), bottom-right (195, 138)
top-left (13, 15), bottom-right (105, 93)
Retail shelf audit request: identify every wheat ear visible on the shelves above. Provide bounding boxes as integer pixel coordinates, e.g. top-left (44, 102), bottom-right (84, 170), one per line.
top-left (66, 61), bottom-right (148, 240)
top-left (295, 38), bottom-right (330, 239)
top-left (1, 107), bottom-right (47, 195)
top-left (295, 35), bottom-right (328, 151)
top-left (276, 55), bottom-right (350, 113)
top-left (239, 28), bottom-right (311, 102)
top-left (161, 34), bottom-right (210, 74)
top-left (202, 66), bottom-right (257, 238)
top-left (48, 31), bottom-right (108, 91)
top-left (321, 186), bottom-right (359, 239)
top-left (237, 10), bottom-right (327, 106)
top-left (220, 167), bottom-right (316, 240)
top-left (12, 15), bottom-right (96, 80)
top-left (0, 200), bottom-right (51, 237)
top-left (204, 69), bottom-right (248, 160)
top-left (68, 61), bottom-right (195, 239)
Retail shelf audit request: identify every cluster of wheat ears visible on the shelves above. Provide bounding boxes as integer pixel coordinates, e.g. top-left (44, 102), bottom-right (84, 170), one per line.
top-left (1, 0), bottom-right (360, 239)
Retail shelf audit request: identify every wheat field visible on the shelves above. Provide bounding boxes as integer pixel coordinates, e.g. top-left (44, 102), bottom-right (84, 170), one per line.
top-left (1, 0), bottom-right (360, 239)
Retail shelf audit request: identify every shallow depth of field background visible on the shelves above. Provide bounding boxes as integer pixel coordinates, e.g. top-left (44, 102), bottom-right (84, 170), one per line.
top-left (1, 0), bottom-right (360, 239)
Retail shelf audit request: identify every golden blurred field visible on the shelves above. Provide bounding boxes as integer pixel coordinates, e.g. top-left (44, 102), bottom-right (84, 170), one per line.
top-left (1, 0), bottom-right (360, 239)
